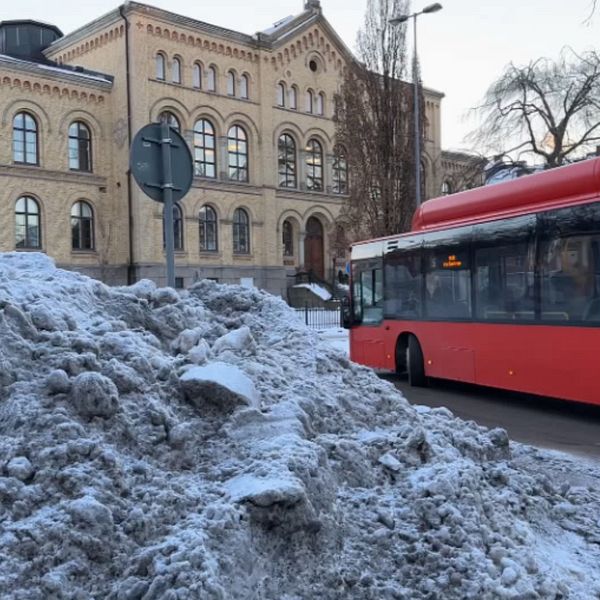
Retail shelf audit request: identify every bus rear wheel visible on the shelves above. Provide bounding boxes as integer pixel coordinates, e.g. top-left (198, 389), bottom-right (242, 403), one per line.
top-left (406, 335), bottom-right (427, 387)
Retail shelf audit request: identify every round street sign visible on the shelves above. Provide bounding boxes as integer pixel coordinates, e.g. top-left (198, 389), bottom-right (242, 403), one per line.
top-left (130, 123), bottom-right (193, 203)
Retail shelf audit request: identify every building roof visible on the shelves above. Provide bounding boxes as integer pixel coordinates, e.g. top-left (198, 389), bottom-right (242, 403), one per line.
top-left (46, 0), bottom-right (353, 61)
top-left (0, 19), bottom-right (63, 37)
top-left (0, 53), bottom-right (113, 88)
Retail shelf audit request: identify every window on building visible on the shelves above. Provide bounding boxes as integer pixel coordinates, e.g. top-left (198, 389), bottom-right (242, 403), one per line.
top-left (193, 119), bottom-right (216, 178)
top-left (278, 133), bottom-right (297, 188)
top-left (193, 63), bottom-right (202, 88)
top-left (227, 71), bottom-right (236, 96)
top-left (199, 205), bottom-right (218, 252)
top-left (306, 89), bottom-right (314, 113)
top-left (227, 125), bottom-right (249, 182)
top-left (68, 121), bottom-right (92, 171)
top-left (316, 92), bottom-right (324, 115)
top-left (172, 57), bottom-right (182, 84)
top-left (441, 181), bottom-right (452, 195)
top-left (207, 66), bottom-right (217, 92)
top-left (240, 74), bottom-right (249, 99)
top-left (282, 219), bottom-right (294, 256)
top-left (71, 200), bottom-right (94, 251)
top-left (162, 204), bottom-right (184, 250)
top-left (173, 204), bottom-right (184, 250)
top-left (277, 82), bottom-right (286, 107)
top-left (158, 111), bottom-right (180, 131)
top-left (332, 147), bottom-right (348, 195)
top-left (15, 196), bottom-right (41, 249)
top-left (233, 208), bottom-right (250, 254)
top-left (13, 112), bottom-right (38, 165)
top-left (305, 139), bottom-right (323, 191)
top-left (289, 85), bottom-right (298, 109)
top-left (155, 53), bottom-right (166, 80)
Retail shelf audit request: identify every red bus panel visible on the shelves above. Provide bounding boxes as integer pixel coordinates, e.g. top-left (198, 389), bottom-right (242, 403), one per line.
top-left (350, 321), bottom-right (600, 406)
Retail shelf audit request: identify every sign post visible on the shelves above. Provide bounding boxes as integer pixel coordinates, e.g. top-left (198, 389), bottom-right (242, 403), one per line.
top-left (130, 122), bottom-right (193, 288)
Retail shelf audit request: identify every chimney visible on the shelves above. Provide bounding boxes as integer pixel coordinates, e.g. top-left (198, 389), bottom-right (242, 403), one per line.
top-left (304, 0), bottom-right (321, 11)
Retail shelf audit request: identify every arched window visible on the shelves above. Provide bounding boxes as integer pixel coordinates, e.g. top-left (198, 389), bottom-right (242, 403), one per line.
top-left (278, 134), bottom-right (296, 188)
top-left (13, 112), bottom-right (38, 165)
top-left (441, 180), bottom-right (452, 195)
top-left (228, 125), bottom-right (248, 182)
top-left (306, 89), bottom-right (314, 113)
top-left (174, 204), bottom-right (183, 250)
top-left (172, 57), bottom-right (182, 84)
top-left (71, 200), bottom-right (94, 251)
top-left (194, 119), bottom-right (216, 178)
top-left (227, 71), bottom-right (236, 96)
top-left (289, 86), bottom-right (298, 110)
top-left (277, 82), bottom-right (286, 107)
top-left (199, 205), bottom-right (218, 252)
top-left (15, 196), bottom-right (41, 248)
top-left (332, 147), bottom-right (348, 195)
top-left (233, 208), bottom-right (250, 254)
top-left (207, 66), bottom-right (217, 92)
top-left (68, 121), bottom-right (92, 171)
top-left (240, 74), bottom-right (249, 99)
top-left (282, 219), bottom-right (294, 257)
top-left (193, 63), bottom-right (202, 89)
top-left (305, 139), bottom-right (323, 191)
top-left (158, 111), bottom-right (180, 131)
top-left (316, 92), bottom-right (325, 115)
top-left (155, 53), bottom-right (166, 80)
top-left (162, 204), bottom-right (184, 250)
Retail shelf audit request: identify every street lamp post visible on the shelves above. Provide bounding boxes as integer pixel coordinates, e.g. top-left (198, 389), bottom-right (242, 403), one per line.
top-left (390, 2), bottom-right (442, 208)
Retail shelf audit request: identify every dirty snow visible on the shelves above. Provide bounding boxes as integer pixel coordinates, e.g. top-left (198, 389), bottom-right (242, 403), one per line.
top-left (1, 252), bottom-right (600, 599)
top-left (293, 282), bottom-right (332, 301)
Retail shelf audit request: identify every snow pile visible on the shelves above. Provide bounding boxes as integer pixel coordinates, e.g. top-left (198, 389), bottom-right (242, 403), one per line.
top-left (293, 282), bottom-right (332, 301)
top-left (1, 252), bottom-right (600, 599)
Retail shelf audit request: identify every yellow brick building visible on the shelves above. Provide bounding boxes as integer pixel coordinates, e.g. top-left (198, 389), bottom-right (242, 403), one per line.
top-left (0, 2), bottom-right (445, 295)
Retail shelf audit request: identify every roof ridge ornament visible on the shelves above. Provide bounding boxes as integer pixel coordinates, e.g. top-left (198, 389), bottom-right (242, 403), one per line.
top-left (304, 0), bottom-right (322, 12)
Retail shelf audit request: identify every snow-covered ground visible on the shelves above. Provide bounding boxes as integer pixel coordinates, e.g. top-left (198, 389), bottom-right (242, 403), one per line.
top-left (1, 252), bottom-right (600, 599)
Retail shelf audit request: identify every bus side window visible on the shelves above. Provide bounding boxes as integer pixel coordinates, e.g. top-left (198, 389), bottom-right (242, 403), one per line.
top-left (475, 243), bottom-right (534, 321)
top-left (361, 268), bottom-right (383, 324)
top-left (384, 251), bottom-right (422, 319)
top-left (540, 234), bottom-right (599, 322)
top-left (352, 271), bottom-right (363, 323)
top-left (425, 249), bottom-right (471, 319)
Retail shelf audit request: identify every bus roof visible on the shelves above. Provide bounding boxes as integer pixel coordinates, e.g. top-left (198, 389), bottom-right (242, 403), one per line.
top-left (351, 157), bottom-right (600, 261)
top-left (412, 156), bottom-right (600, 232)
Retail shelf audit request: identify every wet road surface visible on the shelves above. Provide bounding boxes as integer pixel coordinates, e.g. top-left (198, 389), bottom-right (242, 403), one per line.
top-left (387, 375), bottom-right (600, 461)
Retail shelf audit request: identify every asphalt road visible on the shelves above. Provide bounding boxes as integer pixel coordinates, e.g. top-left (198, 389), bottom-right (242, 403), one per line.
top-left (388, 375), bottom-right (600, 460)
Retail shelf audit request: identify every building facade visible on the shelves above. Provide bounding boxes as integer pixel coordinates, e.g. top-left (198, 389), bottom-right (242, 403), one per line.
top-left (0, 2), bottom-right (444, 296)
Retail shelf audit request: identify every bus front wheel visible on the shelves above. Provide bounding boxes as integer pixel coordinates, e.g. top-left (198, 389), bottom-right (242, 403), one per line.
top-left (406, 335), bottom-right (427, 387)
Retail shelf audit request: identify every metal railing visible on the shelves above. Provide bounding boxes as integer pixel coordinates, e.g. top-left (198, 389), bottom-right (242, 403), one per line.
top-left (295, 302), bottom-right (342, 329)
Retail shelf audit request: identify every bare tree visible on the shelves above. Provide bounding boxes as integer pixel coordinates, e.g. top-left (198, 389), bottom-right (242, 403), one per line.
top-left (468, 48), bottom-right (600, 168)
top-left (334, 0), bottom-right (419, 242)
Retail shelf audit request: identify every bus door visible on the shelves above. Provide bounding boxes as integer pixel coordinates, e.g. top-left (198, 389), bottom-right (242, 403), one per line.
top-left (351, 258), bottom-right (385, 368)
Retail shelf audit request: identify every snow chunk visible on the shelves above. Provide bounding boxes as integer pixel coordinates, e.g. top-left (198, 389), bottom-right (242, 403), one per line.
top-left (212, 325), bottom-right (256, 355)
top-left (70, 372), bottom-right (120, 418)
top-left (68, 495), bottom-right (113, 529)
top-left (179, 362), bottom-right (259, 411)
top-left (6, 457), bottom-right (34, 481)
top-left (293, 283), bottom-right (332, 301)
top-left (225, 473), bottom-right (306, 508)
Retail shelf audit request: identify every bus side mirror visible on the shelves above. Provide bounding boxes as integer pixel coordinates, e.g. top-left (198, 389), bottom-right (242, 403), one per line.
top-left (341, 296), bottom-right (353, 329)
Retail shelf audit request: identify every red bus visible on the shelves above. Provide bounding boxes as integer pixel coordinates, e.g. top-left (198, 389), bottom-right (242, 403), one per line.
top-left (345, 157), bottom-right (600, 405)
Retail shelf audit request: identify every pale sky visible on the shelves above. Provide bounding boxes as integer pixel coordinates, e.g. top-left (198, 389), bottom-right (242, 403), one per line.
top-left (4, 0), bottom-right (598, 150)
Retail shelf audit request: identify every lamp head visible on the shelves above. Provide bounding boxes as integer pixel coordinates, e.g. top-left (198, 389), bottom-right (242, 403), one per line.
top-left (423, 3), bottom-right (443, 13)
top-left (389, 15), bottom-right (410, 25)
